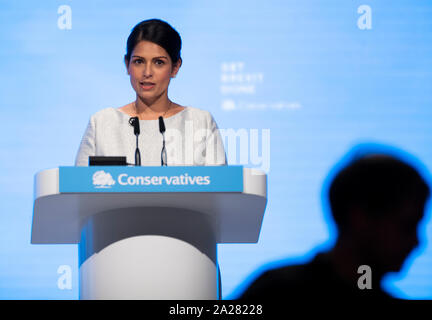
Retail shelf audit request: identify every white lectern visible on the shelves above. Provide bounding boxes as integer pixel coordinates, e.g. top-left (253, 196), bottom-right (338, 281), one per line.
top-left (31, 166), bottom-right (267, 300)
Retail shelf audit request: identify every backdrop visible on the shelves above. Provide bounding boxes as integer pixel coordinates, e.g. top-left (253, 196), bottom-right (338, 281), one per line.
top-left (0, 0), bottom-right (431, 299)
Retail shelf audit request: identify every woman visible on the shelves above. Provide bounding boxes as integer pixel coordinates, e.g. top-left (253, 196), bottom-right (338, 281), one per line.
top-left (75, 19), bottom-right (226, 166)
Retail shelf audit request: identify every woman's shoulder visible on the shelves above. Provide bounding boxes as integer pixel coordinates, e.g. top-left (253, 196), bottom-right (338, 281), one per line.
top-left (182, 106), bottom-right (214, 121)
top-left (89, 107), bottom-right (126, 121)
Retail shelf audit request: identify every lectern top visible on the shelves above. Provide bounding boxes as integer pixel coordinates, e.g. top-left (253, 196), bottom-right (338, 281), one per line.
top-left (31, 166), bottom-right (267, 244)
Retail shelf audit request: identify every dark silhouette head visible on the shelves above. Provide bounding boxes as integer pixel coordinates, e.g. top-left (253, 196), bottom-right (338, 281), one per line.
top-left (327, 152), bottom-right (430, 274)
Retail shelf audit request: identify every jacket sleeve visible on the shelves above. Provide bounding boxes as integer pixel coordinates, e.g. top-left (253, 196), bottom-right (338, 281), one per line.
top-left (74, 116), bottom-right (96, 166)
top-left (205, 113), bottom-right (227, 166)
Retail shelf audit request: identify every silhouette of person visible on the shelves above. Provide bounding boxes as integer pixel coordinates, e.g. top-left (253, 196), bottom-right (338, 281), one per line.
top-left (238, 150), bottom-right (430, 300)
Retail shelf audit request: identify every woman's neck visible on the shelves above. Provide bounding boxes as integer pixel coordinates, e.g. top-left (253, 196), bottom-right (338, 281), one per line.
top-left (134, 94), bottom-right (173, 119)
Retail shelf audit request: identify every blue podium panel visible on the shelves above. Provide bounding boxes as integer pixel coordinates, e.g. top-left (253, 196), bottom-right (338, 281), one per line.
top-left (32, 166), bottom-right (266, 244)
top-left (59, 166), bottom-right (243, 193)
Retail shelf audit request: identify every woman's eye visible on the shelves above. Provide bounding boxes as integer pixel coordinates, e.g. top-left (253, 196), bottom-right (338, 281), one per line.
top-left (133, 59), bottom-right (143, 64)
top-left (155, 60), bottom-right (165, 65)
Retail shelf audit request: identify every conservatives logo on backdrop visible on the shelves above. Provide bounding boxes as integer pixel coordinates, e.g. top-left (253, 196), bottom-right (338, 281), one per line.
top-left (92, 170), bottom-right (116, 188)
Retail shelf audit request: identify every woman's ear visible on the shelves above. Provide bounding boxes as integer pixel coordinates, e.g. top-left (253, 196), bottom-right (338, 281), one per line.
top-left (171, 58), bottom-right (182, 78)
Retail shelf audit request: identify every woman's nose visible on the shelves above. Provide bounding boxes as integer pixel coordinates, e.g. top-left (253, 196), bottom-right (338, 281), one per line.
top-left (142, 63), bottom-right (153, 78)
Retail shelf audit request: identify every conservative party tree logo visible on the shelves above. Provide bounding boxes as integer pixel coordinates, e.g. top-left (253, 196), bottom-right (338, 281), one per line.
top-left (92, 170), bottom-right (115, 188)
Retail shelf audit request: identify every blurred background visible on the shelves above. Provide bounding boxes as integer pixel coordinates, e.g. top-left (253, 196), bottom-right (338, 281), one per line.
top-left (0, 0), bottom-right (431, 299)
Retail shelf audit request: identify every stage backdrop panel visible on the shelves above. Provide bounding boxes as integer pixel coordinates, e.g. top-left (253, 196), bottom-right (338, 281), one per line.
top-left (0, 0), bottom-right (431, 299)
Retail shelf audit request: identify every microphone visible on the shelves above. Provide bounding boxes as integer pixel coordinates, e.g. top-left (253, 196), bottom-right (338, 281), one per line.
top-left (129, 117), bottom-right (141, 166)
top-left (159, 116), bottom-right (167, 166)
top-left (129, 116), bottom-right (140, 135)
top-left (158, 116), bottom-right (166, 134)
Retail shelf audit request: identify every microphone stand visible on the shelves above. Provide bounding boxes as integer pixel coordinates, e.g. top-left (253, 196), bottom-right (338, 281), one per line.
top-left (159, 116), bottom-right (167, 166)
top-left (129, 117), bottom-right (141, 166)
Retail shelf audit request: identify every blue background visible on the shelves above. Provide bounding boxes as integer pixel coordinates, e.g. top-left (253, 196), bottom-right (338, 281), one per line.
top-left (0, 0), bottom-right (431, 299)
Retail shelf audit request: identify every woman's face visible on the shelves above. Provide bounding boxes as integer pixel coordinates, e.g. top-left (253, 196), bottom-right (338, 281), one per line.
top-left (125, 40), bottom-right (181, 105)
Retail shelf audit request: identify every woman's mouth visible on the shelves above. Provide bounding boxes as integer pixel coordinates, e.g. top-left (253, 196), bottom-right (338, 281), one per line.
top-left (139, 81), bottom-right (156, 90)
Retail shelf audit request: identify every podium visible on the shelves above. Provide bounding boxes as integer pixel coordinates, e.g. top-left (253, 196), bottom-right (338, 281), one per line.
top-left (31, 166), bottom-right (267, 299)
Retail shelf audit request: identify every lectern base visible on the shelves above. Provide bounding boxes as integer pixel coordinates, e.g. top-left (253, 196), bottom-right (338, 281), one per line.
top-left (78, 207), bottom-right (218, 300)
top-left (79, 235), bottom-right (217, 299)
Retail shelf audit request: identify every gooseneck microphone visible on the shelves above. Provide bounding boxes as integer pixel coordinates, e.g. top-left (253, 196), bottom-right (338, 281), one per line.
top-left (159, 116), bottom-right (167, 166)
top-left (129, 117), bottom-right (141, 166)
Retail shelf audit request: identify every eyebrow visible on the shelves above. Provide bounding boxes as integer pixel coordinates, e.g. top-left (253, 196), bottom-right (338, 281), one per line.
top-left (131, 55), bottom-right (168, 60)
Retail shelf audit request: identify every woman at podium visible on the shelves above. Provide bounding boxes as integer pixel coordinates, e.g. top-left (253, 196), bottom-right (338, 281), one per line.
top-left (75, 19), bottom-right (226, 167)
